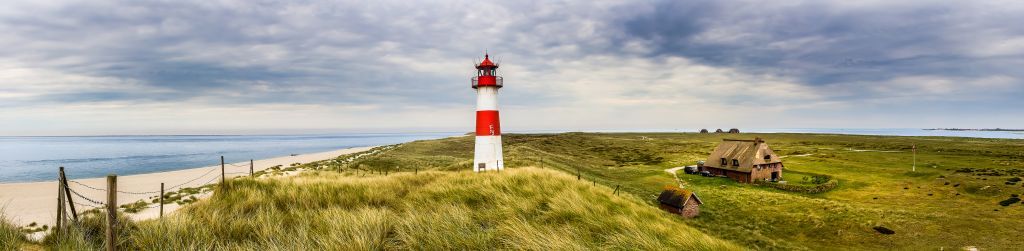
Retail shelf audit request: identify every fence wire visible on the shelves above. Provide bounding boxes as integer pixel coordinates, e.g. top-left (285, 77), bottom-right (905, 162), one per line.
top-left (55, 153), bottom-right (377, 216)
top-left (67, 187), bottom-right (105, 206)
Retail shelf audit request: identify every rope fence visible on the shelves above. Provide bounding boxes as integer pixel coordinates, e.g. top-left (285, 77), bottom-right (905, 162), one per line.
top-left (43, 150), bottom-right (386, 248)
top-left (56, 155), bottom-right (260, 219)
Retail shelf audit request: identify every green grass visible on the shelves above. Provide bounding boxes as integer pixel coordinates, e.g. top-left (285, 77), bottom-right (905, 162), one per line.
top-left (1, 214), bottom-right (27, 250)
top-left (340, 133), bottom-right (1024, 250)
top-left (15, 132), bottom-right (1024, 250)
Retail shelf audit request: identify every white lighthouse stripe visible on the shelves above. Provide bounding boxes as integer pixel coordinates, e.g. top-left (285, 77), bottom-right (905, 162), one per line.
top-left (475, 86), bottom-right (499, 111)
top-left (473, 135), bottom-right (504, 172)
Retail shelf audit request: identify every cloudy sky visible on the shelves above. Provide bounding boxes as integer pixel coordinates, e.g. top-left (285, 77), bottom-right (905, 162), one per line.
top-left (1, 0), bottom-right (1022, 136)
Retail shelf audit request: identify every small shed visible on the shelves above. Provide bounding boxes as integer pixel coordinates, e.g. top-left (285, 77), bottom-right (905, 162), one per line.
top-left (657, 186), bottom-right (703, 218)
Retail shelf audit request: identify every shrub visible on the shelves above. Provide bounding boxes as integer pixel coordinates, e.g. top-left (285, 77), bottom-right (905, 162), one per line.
top-left (873, 226), bottom-right (895, 235)
top-left (756, 179), bottom-right (839, 194)
top-left (998, 197), bottom-right (1021, 206)
top-left (809, 175), bottom-right (832, 184)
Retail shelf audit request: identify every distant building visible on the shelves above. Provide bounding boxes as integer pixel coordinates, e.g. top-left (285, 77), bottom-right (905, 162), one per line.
top-left (700, 138), bottom-right (783, 183)
top-left (715, 129), bottom-right (724, 133)
top-left (728, 128), bottom-right (740, 133)
top-left (657, 186), bottom-right (703, 218)
top-left (699, 129), bottom-right (709, 134)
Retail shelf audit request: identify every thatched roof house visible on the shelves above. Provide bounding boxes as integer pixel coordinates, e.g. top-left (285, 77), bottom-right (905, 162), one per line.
top-left (700, 138), bottom-right (784, 183)
top-left (657, 186), bottom-right (703, 218)
top-left (714, 129), bottom-right (724, 133)
top-left (728, 128), bottom-right (740, 133)
top-left (699, 129), bottom-right (709, 134)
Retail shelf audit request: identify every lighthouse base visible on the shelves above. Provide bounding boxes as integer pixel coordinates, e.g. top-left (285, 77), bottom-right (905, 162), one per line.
top-left (473, 135), bottom-right (504, 172)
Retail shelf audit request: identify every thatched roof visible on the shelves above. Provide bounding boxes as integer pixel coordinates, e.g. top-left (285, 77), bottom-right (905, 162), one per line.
top-left (703, 138), bottom-right (782, 172)
top-left (658, 186), bottom-right (703, 208)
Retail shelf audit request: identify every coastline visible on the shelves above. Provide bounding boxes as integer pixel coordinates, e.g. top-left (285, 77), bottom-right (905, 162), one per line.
top-left (0, 145), bottom-right (376, 230)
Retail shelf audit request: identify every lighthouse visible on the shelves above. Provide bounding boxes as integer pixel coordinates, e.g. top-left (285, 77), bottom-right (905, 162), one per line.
top-left (472, 53), bottom-right (504, 172)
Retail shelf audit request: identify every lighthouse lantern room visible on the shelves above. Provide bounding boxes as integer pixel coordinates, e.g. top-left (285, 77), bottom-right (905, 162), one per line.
top-left (472, 53), bottom-right (504, 172)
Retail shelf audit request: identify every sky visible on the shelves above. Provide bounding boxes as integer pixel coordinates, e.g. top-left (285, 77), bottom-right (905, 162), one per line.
top-left (1, 0), bottom-right (1023, 136)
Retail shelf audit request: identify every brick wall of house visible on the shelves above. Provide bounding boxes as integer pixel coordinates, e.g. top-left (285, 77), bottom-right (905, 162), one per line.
top-left (682, 197), bottom-right (700, 218)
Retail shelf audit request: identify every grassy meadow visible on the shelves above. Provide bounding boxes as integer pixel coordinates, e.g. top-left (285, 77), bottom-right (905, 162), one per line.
top-left (338, 133), bottom-right (1024, 250)
top-left (12, 132), bottom-right (1024, 250)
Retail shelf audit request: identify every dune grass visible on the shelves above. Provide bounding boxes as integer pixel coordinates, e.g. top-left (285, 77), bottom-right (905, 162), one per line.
top-left (40, 167), bottom-right (739, 250)
top-left (1, 214), bottom-right (27, 251)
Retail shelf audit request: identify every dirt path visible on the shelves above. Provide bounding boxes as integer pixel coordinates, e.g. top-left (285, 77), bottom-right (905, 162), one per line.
top-left (664, 166), bottom-right (686, 188)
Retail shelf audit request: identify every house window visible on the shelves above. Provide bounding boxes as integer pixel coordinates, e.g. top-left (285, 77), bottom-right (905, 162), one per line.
top-left (720, 158), bottom-right (726, 166)
top-left (732, 159), bottom-right (739, 166)
top-left (764, 155), bottom-right (771, 161)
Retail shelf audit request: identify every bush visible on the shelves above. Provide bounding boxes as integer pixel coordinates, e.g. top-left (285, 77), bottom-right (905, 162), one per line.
top-left (873, 226), bottom-right (895, 235)
top-left (998, 197), bottom-right (1021, 206)
top-left (756, 179), bottom-right (839, 194)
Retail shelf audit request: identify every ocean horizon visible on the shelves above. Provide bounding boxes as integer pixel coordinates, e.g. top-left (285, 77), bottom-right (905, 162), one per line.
top-left (1, 128), bottom-right (1020, 183)
top-left (0, 132), bottom-right (458, 183)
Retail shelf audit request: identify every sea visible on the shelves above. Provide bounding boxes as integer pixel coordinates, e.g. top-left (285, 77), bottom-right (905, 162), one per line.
top-left (0, 132), bottom-right (457, 183)
top-left (1, 128), bottom-right (1020, 183)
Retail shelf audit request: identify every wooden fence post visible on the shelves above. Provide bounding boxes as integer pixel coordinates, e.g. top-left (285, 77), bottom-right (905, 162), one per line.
top-left (159, 183), bottom-right (164, 219)
top-left (59, 167), bottom-right (78, 221)
top-left (250, 159), bottom-right (254, 177)
top-left (614, 185), bottom-right (620, 195)
top-left (106, 175), bottom-right (117, 251)
top-left (220, 156), bottom-right (225, 185)
top-left (577, 168), bottom-right (581, 180)
top-left (55, 172), bottom-right (65, 236)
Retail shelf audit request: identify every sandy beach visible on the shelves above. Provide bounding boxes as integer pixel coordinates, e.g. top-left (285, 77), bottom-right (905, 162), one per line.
top-left (0, 146), bottom-right (375, 229)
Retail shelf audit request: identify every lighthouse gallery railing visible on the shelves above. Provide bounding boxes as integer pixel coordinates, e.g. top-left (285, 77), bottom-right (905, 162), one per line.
top-left (471, 76), bottom-right (503, 89)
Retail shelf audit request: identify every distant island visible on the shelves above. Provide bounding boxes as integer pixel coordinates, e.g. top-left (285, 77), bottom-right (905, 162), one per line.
top-left (924, 128), bottom-right (1024, 132)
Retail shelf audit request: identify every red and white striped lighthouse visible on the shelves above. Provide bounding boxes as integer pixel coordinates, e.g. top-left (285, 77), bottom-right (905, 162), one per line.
top-left (472, 53), bottom-right (504, 172)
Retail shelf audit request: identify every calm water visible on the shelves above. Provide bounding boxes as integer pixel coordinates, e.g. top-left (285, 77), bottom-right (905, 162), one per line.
top-left (0, 132), bottom-right (457, 183)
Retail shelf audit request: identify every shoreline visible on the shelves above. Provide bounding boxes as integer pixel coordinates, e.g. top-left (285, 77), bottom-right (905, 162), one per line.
top-left (0, 145), bottom-right (376, 230)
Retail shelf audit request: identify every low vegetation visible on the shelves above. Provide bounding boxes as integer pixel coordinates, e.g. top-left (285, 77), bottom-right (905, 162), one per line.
top-left (41, 168), bottom-right (740, 250)
top-left (333, 133), bottom-right (1024, 250)
top-left (1, 215), bottom-right (26, 250)
top-left (8, 132), bottom-right (1022, 250)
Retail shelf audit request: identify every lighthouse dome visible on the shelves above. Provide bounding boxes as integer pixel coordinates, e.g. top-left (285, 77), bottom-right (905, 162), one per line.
top-left (476, 54), bottom-right (498, 69)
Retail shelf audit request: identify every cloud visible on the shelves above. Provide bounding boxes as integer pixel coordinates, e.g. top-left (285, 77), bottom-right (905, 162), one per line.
top-left (0, 0), bottom-right (1022, 135)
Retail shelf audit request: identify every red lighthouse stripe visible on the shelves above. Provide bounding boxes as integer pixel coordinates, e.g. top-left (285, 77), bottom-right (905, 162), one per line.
top-left (476, 76), bottom-right (497, 87)
top-left (475, 110), bottom-right (501, 136)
